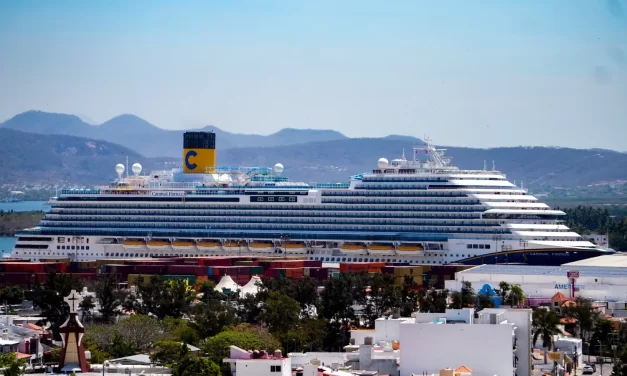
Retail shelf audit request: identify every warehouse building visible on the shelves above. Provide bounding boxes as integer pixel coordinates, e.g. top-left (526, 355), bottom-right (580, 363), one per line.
top-left (445, 260), bottom-right (627, 305)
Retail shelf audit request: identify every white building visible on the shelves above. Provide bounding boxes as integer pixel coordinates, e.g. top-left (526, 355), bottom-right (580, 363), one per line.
top-left (399, 308), bottom-right (531, 376)
top-left (445, 264), bottom-right (627, 303)
top-left (225, 346), bottom-right (291, 376)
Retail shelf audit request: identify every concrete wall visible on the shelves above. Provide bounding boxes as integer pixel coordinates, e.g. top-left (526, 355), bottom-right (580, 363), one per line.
top-left (288, 352), bottom-right (348, 368)
top-left (232, 358), bottom-right (291, 376)
top-left (399, 323), bottom-right (514, 376)
top-left (350, 330), bottom-right (376, 346)
top-left (446, 277), bottom-right (627, 301)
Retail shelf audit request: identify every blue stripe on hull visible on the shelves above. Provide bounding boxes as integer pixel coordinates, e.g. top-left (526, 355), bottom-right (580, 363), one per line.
top-left (457, 249), bottom-right (610, 266)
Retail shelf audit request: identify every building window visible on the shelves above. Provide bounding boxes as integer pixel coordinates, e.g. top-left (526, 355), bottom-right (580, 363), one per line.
top-left (271, 365), bottom-right (282, 372)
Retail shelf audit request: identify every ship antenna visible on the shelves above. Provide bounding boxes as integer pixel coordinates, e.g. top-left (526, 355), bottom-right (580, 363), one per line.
top-left (126, 156), bottom-right (129, 178)
top-left (402, 148), bottom-right (406, 160)
top-left (483, 160), bottom-right (486, 171)
top-left (492, 160), bottom-right (495, 171)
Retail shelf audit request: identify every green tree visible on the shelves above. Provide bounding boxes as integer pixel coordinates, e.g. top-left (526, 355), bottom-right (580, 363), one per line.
top-left (235, 293), bottom-right (262, 324)
top-left (261, 291), bottom-right (300, 333)
top-left (78, 295), bottom-right (95, 322)
top-left (197, 280), bottom-right (227, 302)
top-left (449, 282), bottom-right (475, 309)
top-left (612, 347), bottom-right (627, 376)
top-left (562, 297), bottom-right (595, 340)
top-left (32, 272), bottom-right (82, 338)
top-left (0, 286), bottom-right (25, 305)
top-left (532, 310), bottom-right (563, 363)
top-left (498, 281), bottom-right (510, 304)
top-left (321, 275), bottom-right (357, 325)
top-left (476, 294), bottom-right (495, 309)
top-left (0, 353), bottom-right (26, 376)
top-left (108, 332), bottom-right (134, 358)
top-left (189, 300), bottom-right (238, 339)
top-left (173, 351), bottom-right (221, 376)
top-left (280, 318), bottom-right (327, 353)
top-left (361, 273), bottom-right (400, 327)
top-left (417, 288), bottom-right (449, 313)
top-left (94, 274), bottom-right (126, 323)
top-left (125, 277), bottom-right (195, 319)
top-left (292, 276), bottom-right (320, 316)
top-left (508, 284), bottom-right (525, 307)
top-left (399, 275), bottom-right (419, 317)
top-left (203, 329), bottom-right (277, 364)
top-left (151, 340), bottom-right (185, 367)
top-left (163, 317), bottom-right (201, 346)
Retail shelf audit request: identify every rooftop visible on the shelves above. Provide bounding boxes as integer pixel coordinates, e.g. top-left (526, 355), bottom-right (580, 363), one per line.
top-left (563, 253), bottom-right (627, 268)
top-left (459, 264), bottom-right (627, 278)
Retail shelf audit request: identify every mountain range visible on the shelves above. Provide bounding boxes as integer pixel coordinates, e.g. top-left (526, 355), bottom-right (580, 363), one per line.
top-left (0, 111), bottom-right (347, 157)
top-left (1, 110), bottom-right (626, 189)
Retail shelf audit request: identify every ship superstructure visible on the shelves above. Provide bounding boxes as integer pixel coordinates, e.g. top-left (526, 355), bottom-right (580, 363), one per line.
top-left (11, 134), bottom-right (609, 265)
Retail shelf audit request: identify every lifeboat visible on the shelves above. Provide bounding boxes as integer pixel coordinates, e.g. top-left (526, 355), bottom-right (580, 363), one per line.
top-left (172, 239), bottom-right (196, 251)
top-left (281, 241), bottom-right (307, 253)
top-left (122, 239), bottom-right (147, 250)
top-left (340, 242), bottom-right (367, 255)
top-left (222, 241), bottom-right (244, 252)
top-left (249, 241), bottom-right (274, 253)
top-left (147, 239), bottom-right (172, 251)
top-left (396, 244), bottom-right (424, 255)
top-left (197, 240), bottom-right (221, 251)
top-left (368, 243), bottom-right (395, 256)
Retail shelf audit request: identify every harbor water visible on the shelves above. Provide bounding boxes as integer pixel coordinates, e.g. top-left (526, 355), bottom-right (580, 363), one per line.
top-left (0, 201), bottom-right (49, 256)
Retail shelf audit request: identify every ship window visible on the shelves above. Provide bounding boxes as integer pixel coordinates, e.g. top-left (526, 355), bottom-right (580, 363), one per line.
top-left (467, 244), bottom-right (472, 249)
top-left (485, 244), bottom-right (491, 249)
top-left (106, 253), bottom-right (109, 257)
top-left (86, 246), bottom-right (89, 250)
top-left (479, 244), bottom-right (485, 249)
top-left (472, 244), bottom-right (478, 249)
top-left (57, 246), bottom-right (60, 250)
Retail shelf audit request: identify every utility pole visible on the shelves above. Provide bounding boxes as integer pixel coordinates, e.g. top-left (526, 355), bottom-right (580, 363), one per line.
top-left (597, 341), bottom-right (605, 376)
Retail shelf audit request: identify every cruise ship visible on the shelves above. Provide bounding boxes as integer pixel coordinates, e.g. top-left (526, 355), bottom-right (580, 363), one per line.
top-left (11, 132), bottom-right (611, 265)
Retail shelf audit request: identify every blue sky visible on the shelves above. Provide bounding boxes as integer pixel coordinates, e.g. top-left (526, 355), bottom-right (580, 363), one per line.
top-left (1, 0), bottom-right (626, 150)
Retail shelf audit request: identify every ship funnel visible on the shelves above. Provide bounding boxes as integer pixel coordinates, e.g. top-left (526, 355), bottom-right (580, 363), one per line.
top-left (183, 131), bottom-right (216, 173)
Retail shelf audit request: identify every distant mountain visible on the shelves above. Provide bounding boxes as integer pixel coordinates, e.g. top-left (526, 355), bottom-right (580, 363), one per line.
top-left (0, 128), bottom-right (168, 185)
top-left (0, 111), bottom-right (348, 157)
top-left (218, 139), bottom-right (627, 188)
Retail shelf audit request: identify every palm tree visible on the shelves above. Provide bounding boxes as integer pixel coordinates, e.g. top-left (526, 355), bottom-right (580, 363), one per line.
top-left (499, 281), bottom-right (510, 304)
top-left (508, 284), bottom-right (525, 307)
top-left (532, 310), bottom-right (563, 364)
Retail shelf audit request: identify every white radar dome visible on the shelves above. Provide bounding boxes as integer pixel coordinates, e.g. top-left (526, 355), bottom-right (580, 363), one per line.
top-left (274, 163), bottom-right (284, 174)
top-left (377, 158), bottom-right (389, 169)
top-left (132, 163), bottom-right (142, 176)
top-left (115, 163), bottom-right (125, 176)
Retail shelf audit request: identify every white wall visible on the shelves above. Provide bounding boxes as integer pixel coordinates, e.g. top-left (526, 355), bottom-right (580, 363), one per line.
top-left (399, 323), bottom-right (514, 376)
top-left (350, 330), bottom-right (376, 346)
top-left (288, 352), bottom-right (348, 368)
top-left (374, 318), bottom-right (405, 343)
top-left (231, 358), bottom-right (291, 376)
top-left (446, 277), bottom-right (627, 301)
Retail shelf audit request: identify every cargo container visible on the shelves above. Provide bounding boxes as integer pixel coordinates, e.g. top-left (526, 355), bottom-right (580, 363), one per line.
top-left (199, 258), bottom-right (234, 267)
top-left (167, 265), bottom-right (208, 276)
top-left (127, 274), bottom-right (161, 287)
top-left (339, 262), bottom-right (385, 274)
top-left (134, 265), bottom-right (168, 275)
top-left (162, 275), bottom-right (198, 285)
top-left (100, 264), bottom-right (135, 275)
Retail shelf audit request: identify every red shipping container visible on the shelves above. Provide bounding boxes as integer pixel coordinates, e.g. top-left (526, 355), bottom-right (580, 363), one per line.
top-left (199, 258), bottom-right (233, 267)
top-left (134, 265), bottom-right (167, 274)
top-left (167, 265), bottom-right (207, 276)
top-left (303, 260), bottom-right (323, 268)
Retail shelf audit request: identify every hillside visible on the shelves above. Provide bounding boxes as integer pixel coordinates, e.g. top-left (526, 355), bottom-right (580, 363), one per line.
top-left (0, 111), bottom-right (347, 157)
top-left (1, 116), bottom-right (626, 188)
top-left (0, 128), bottom-right (167, 185)
top-left (218, 139), bottom-right (627, 188)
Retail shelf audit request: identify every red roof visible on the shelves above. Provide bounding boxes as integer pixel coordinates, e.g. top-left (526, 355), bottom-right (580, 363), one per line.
top-left (552, 292), bottom-right (569, 303)
top-left (16, 352), bottom-right (31, 359)
top-left (455, 365), bottom-right (473, 373)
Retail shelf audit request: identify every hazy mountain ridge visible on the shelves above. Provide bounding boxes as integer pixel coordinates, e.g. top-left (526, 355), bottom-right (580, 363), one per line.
top-left (1, 111), bottom-right (627, 188)
top-left (0, 128), bottom-right (163, 185)
top-left (0, 111), bottom-right (348, 157)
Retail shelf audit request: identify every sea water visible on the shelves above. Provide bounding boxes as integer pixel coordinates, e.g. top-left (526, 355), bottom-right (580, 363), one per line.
top-left (0, 201), bottom-right (50, 256)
